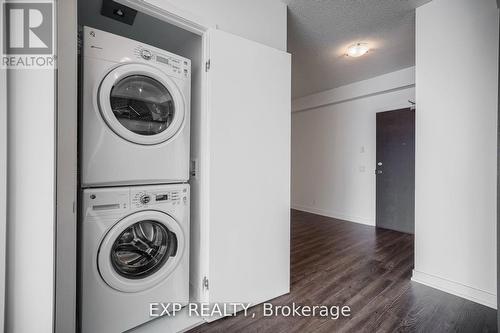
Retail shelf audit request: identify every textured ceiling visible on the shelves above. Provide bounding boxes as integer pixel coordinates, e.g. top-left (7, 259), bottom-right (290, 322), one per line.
top-left (286, 0), bottom-right (431, 98)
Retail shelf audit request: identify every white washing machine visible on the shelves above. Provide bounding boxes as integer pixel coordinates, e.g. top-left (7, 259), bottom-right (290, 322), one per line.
top-left (81, 26), bottom-right (191, 187)
top-left (80, 184), bottom-right (189, 333)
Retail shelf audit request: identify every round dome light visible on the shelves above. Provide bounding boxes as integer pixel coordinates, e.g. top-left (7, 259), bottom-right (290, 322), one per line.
top-left (346, 43), bottom-right (369, 57)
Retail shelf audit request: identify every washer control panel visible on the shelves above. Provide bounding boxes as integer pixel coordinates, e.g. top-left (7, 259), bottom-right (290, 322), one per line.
top-left (83, 185), bottom-right (189, 214)
top-left (84, 188), bottom-right (129, 213)
top-left (134, 46), bottom-right (190, 79)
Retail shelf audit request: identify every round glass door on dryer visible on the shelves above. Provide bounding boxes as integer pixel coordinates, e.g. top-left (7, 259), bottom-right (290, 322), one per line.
top-left (99, 64), bottom-right (186, 146)
top-left (98, 210), bottom-right (185, 292)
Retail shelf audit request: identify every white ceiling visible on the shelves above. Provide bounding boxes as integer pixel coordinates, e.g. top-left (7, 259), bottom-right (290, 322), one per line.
top-left (286, 0), bottom-right (431, 98)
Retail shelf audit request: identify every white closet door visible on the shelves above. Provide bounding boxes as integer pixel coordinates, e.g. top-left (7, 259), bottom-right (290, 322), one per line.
top-left (207, 29), bottom-right (291, 305)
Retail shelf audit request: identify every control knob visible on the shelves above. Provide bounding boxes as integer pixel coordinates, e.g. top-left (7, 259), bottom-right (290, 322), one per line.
top-left (140, 194), bottom-right (151, 204)
top-left (140, 49), bottom-right (152, 60)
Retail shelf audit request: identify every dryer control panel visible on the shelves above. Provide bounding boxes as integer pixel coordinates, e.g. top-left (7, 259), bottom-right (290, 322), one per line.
top-left (134, 46), bottom-right (190, 80)
top-left (83, 26), bottom-right (191, 81)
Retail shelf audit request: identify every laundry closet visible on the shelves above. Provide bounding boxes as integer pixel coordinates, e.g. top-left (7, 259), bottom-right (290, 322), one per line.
top-left (66, 0), bottom-right (291, 332)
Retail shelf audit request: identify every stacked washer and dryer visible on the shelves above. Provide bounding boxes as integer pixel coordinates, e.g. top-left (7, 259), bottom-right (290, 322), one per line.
top-left (80, 27), bottom-right (191, 333)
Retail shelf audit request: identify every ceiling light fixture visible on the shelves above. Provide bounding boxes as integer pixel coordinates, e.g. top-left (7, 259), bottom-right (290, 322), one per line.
top-left (346, 43), bottom-right (369, 57)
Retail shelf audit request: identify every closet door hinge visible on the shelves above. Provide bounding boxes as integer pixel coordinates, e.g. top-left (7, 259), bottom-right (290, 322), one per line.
top-left (205, 59), bottom-right (211, 72)
top-left (190, 159), bottom-right (198, 178)
top-left (203, 276), bottom-right (209, 290)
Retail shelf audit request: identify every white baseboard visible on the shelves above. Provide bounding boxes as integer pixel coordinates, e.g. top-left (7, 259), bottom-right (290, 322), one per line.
top-left (411, 270), bottom-right (497, 309)
top-left (291, 204), bottom-right (374, 226)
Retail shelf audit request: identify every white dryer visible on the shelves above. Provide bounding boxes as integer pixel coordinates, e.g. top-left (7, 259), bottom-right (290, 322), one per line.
top-left (81, 26), bottom-right (191, 187)
top-left (80, 184), bottom-right (189, 333)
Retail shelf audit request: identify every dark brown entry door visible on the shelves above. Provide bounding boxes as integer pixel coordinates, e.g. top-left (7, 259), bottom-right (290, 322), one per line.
top-left (376, 108), bottom-right (415, 234)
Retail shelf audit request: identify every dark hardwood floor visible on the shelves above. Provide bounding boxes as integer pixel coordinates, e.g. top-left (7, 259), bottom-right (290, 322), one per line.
top-left (189, 210), bottom-right (497, 333)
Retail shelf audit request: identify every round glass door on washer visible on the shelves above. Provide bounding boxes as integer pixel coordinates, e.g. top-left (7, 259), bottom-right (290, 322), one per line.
top-left (98, 210), bottom-right (185, 293)
top-left (80, 184), bottom-right (190, 333)
top-left (111, 220), bottom-right (175, 278)
top-left (81, 27), bottom-right (191, 187)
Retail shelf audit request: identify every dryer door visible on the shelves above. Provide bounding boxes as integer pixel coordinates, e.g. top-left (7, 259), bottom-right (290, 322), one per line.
top-left (98, 63), bottom-right (186, 145)
top-left (98, 210), bottom-right (185, 293)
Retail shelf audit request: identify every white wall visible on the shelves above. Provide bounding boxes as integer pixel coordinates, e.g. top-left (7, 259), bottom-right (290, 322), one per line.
top-left (6, 68), bottom-right (56, 332)
top-left (144, 0), bottom-right (287, 51)
top-left (412, 0), bottom-right (498, 308)
top-left (292, 67), bottom-right (415, 225)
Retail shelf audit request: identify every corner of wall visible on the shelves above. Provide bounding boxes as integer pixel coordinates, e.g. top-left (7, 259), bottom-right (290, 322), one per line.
top-left (412, 270), bottom-right (497, 309)
top-left (291, 204), bottom-right (375, 226)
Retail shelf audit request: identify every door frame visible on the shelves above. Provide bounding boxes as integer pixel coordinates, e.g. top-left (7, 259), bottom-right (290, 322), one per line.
top-left (496, 1), bottom-right (500, 323)
top-left (116, 0), bottom-right (211, 35)
top-left (55, 0), bottom-right (78, 332)
top-left (0, 1), bottom-right (7, 330)
top-left (55, 1), bottom-right (213, 331)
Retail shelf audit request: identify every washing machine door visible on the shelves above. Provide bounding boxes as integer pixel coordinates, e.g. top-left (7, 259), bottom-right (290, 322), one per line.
top-left (98, 63), bottom-right (186, 145)
top-left (98, 210), bottom-right (185, 293)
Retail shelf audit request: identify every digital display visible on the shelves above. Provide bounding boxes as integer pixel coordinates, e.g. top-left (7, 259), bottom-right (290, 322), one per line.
top-left (156, 56), bottom-right (169, 65)
top-left (156, 194), bottom-right (169, 201)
